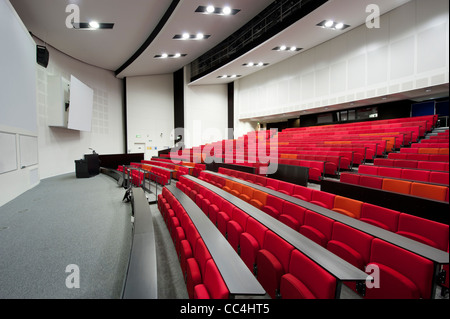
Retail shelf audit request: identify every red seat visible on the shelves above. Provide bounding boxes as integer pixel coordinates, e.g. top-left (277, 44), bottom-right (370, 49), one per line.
top-left (340, 173), bottom-right (360, 185)
top-left (227, 207), bottom-right (249, 253)
top-left (310, 190), bottom-right (336, 209)
top-left (359, 203), bottom-right (400, 232)
top-left (299, 210), bottom-right (334, 247)
top-left (240, 218), bottom-right (268, 274)
top-left (280, 250), bottom-right (337, 299)
top-left (208, 196), bottom-right (224, 226)
top-left (278, 201), bottom-right (306, 231)
top-left (265, 178), bottom-right (279, 191)
top-left (365, 239), bottom-right (434, 299)
top-left (186, 239), bottom-right (211, 298)
top-left (429, 171), bottom-right (449, 185)
top-left (194, 259), bottom-right (229, 299)
top-left (401, 169), bottom-right (430, 183)
top-left (396, 214), bottom-right (449, 251)
top-left (262, 195), bottom-right (286, 219)
top-left (292, 185), bottom-right (313, 201)
top-left (217, 201), bottom-right (235, 237)
top-left (256, 231), bottom-right (294, 299)
top-left (378, 167), bottom-right (402, 179)
top-left (327, 222), bottom-right (374, 270)
top-left (277, 181), bottom-right (294, 195)
top-left (179, 222), bottom-right (201, 278)
top-left (359, 175), bottom-right (383, 189)
top-left (358, 165), bottom-right (378, 175)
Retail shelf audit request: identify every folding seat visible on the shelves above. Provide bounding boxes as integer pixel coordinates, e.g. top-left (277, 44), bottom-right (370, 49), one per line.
top-left (265, 178), bottom-right (279, 191)
top-left (418, 148), bottom-right (439, 154)
top-left (194, 259), bottom-right (229, 299)
top-left (227, 207), bottom-right (249, 253)
top-left (194, 187), bottom-right (207, 210)
top-left (244, 173), bottom-right (256, 184)
top-left (254, 175), bottom-right (267, 187)
top-left (378, 167), bottom-right (402, 179)
top-left (256, 231), bottom-right (294, 299)
top-left (179, 222), bottom-right (201, 278)
top-left (310, 190), bottom-right (336, 209)
top-left (429, 171), bottom-right (449, 185)
top-left (358, 165), bottom-right (378, 176)
top-left (217, 201), bottom-right (235, 237)
top-left (200, 189), bottom-right (216, 215)
top-left (278, 201), bottom-right (306, 231)
top-left (331, 196), bottom-right (363, 219)
top-left (365, 238), bottom-right (434, 299)
top-left (240, 218), bottom-right (268, 274)
top-left (359, 175), bottom-right (383, 189)
top-left (208, 196), bottom-right (225, 226)
top-left (396, 214), bottom-right (449, 251)
top-left (174, 212), bottom-right (192, 254)
top-left (189, 186), bottom-right (199, 202)
top-left (229, 182), bottom-right (243, 198)
top-left (339, 173), bottom-right (360, 185)
top-left (280, 249), bottom-right (337, 299)
top-left (410, 182), bottom-right (448, 201)
top-left (277, 181), bottom-right (294, 195)
top-left (381, 178), bottom-right (412, 195)
top-left (186, 239), bottom-right (212, 299)
top-left (401, 169), bottom-right (430, 183)
top-left (388, 153), bottom-right (407, 160)
top-left (299, 210), bottom-right (334, 247)
top-left (327, 222), bottom-right (374, 270)
top-left (359, 203), bottom-right (400, 232)
top-left (238, 186), bottom-right (254, 203)
top-left (292, 185), bottom-right (313, 201)
top-left (222, 180), bottom-right (234, 193)
top-left (262, 195), bottom-right (285, 219)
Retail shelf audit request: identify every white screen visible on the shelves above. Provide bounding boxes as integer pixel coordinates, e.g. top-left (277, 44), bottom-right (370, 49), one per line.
top-left (67, 75), bottom-right (94, 132)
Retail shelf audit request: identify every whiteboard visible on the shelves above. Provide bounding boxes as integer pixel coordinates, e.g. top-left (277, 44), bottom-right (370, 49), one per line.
top-left (19, 135), bottom-right (38, 168)
top-left (0, 131), bottom-right (18, 174)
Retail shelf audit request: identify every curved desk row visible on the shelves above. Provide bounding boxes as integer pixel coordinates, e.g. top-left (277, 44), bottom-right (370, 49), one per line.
top-left (182, 175), bottom-right (370, 298)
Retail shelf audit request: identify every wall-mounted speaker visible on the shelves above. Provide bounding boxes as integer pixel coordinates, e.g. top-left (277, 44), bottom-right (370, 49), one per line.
top-left (36, 45), bottom-right (49, 68)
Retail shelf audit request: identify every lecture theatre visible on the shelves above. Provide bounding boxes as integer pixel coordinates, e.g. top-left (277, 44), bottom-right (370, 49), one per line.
top-left (0, 0), bottom-right (449, 306)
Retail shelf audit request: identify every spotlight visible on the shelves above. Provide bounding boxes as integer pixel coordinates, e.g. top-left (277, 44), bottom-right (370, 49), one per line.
top-left (324, 20), bottom-right (334, 28)
top-left (335, 22), bottom-right (344, 30)
top-left (206, 5), bottom-right (215, 13)
top-left (89, 21), bottom-right (100, 29)
top-left (222, 6), bottom-right (232, 15)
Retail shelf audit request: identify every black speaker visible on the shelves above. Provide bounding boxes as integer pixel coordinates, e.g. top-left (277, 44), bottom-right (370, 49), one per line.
top-left (36, 45), bottom-right (49, 68)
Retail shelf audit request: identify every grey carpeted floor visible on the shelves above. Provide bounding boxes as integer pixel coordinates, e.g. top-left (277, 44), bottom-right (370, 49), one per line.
top-left (0, 173), bottom-right (133, 299)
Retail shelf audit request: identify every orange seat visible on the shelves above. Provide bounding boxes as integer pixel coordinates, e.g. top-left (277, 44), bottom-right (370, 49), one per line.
top-left (418, 148), bottom-right (439, 154)
top-left (438, 148), bottom-right (449, 155)
top-left (238, 186), bottom-right (254, 203)
top-left (410, 183), bottom-right (448, 201)
top-left (249, 190), bottom-right (268, 210)
top-left (230, 182), bottom-right (243, 197)
top-left (331, 196), bottom-right (363, 219)
top-left (382, 178), bottom-right (412, 195)
top-left (332, 196), bottom-right (363, 219)
top-left (223, 180), bottom-right (234, 193)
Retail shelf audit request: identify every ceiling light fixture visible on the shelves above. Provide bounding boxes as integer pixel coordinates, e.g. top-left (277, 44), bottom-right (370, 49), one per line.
top-left (317, 20), bottom-right (350, 30)
top-left (173, 33), bottom-right (211, 40)
top-left (243, 62), bottom-right (269, 67)
top-left (72, 22), bottom-right (114, 30)
top-left (88, 21), bottom-right (100, 29)
top-left (196, 5), bottom-right (240, 15)
top-left (154, 53), bottom-right (187, 59)
top-left (273, 46), bottom-right (302, 52)
top-left (217, 74), bottom-right (242, 79)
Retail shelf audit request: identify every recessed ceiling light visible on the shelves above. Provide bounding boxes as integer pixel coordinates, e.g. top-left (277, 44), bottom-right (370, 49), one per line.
top-left (243, 62), bottom-right (269, 67)
top-left (280, 45), bottom-right (287, 51)
top-left (195, 5), bottom-right (240, 15)
top-left (173, 33), bottom-right (211, 40)
top-left (317, 20), bottom-right (350, 30)
top-left (89, 21), bottom-right (100, 29)
top-left (273, 46), bottom-right (302, 52)
top-left (154, 53), bottom-right (187, 59)
top-left (217, 75), bottom-right (242, 79)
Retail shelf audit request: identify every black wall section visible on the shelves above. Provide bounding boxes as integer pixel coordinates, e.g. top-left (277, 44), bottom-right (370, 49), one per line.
top-left (228, 82), bottom-right (234, 139)
top-left (173, 68), bottom-right (185, 141)
top-left (123, 77), bottom-right (128, 152)
top-left (114, 0), bottom-right (181, 76)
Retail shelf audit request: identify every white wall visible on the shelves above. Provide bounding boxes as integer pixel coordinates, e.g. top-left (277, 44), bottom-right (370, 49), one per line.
top-left (236, 0), bottom-right (449, 120)
top-left (184, 66), bottom-right (229, 148)
top-left (35, 39), bottom-right (125, 179)
top-left (126, 75), bottom-right (174, 159)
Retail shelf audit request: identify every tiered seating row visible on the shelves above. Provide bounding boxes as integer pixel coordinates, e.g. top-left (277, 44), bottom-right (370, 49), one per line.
top-left (157, 185), bottom-right (265, 299)
top-left (195, 171), bottom-right (448, 299)
top-left (358, 165), bottom-right (449, 186)
top-left (141, 160), bottom-right (192, 179)
top-left (388, 152), bottom-right (449, 162)
top-left (150, 157), bottom-right (206, 177)
top-left (340, 172), bottom-right (449, 203)
top-left (177, 175), bottom-right (369, 299)
top-left (374, 158), bottom-right (449, 171)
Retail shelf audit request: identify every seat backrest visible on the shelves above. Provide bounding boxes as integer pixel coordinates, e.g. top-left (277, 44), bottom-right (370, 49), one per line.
top-left (358, 165), bottom-right (378, 175)
top-left (310, 190), bottom-right (336, 209)
top-left (266, 178), bottom-right (279, 190)
top-left (410, 182), bottom-right (448, 201)
top-left (396, 213), bottom-right (449, 251)
top-left (281, 201), bottom-right (306, 225)
top-left (278, 181), bottom-right (295, 195)
top-left (359, 175), bottom-right (383, 189)
top-left (265, 195), bottom-right (285, 211)
top-left (263, 231), bottom-right (294, 274)
top-left (378, 167), bottom-right (402, 179)
top-left (286, 249), bottom-right (337, 299)
top-left (359, 202), bottom-right (400, 230)
top-left (401, 169), bottom-right (430, 183)
top-left (202, 259), bottom-right (229, 299)
top-left (381, 178), bottom-right (412, 195)
top-left (429, 171), bottom-right (449, 185)
top-left (194, 239), bottom-right (212, 277)
top-left (231, 207), bottom-right (249, 230)
top-left (292, 185), bottom-right (313, 201)
top-left (340, 173), bottom-right (360, 185)
top-left (332, 196), bottom-right (363, 219)
top-left (246, 217), bottom-right (268, 249)
top-left (368, 238), bottom-right (434, 299)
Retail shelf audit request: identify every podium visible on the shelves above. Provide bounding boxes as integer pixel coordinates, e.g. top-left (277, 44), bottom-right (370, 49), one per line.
top-left (75, 154), bottom-right (100, 178)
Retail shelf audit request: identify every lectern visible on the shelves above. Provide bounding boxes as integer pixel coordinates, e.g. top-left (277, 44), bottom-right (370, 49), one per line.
top-left (75, 154), bottom-right (100, 178)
